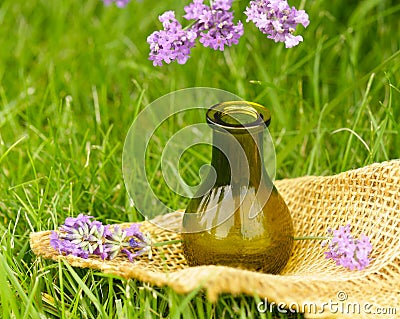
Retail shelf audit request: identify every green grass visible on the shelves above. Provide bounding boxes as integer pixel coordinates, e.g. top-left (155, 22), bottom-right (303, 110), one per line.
top-left (0, 0), bottom-right (399, 317)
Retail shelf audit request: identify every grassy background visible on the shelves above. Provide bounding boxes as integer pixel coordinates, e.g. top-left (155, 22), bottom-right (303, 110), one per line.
top-left (0, 0), bottom-right (399, 317)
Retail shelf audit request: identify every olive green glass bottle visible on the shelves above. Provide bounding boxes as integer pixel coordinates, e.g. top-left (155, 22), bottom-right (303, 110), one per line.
top-left (182, 101), bottom-right (293, 274)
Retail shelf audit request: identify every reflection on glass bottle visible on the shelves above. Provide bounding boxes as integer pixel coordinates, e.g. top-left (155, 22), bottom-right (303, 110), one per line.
top-left (182, 101), bottom-right (293, 274)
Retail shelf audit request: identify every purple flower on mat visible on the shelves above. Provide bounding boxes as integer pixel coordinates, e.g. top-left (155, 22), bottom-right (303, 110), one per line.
top-left (322, 225), bottom-right (372, 270)
top-left (244, 0), bottom-right (309, 48)
top-left (103, 0), bottom-right (131, 8)
top-left (63, 213), bottom-right (94, 228)
top-left (50, 214), bottom-right (152, 262)
top-left (103, 226), bottom-right (129, 260)
top-left (147, 11), bottom-right (197, 66)
top-left (50, 214), bottom-right (108, 259)
top-left (129, 231), bottom-right (152, 260)
top-left (103, 224), bottom-right (148, 260)
top-left (50, 231), bottom-right (89, 259)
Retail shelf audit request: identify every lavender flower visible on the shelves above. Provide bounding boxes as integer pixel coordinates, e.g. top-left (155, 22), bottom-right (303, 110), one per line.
top-left (183, 0), bottom-right (208, 20)
top-left (50, 214), bottom-right (107, 259)
top-left (184, 0), bottom-right (244, 51)
top-left (103, 224), bottom-right (151, 261)
top-left (244, 0), bottom-right (309, 48)
top-left (103, 0), bottom-right (131, 8)
top-left (117, 0), bottom-right (311, 65)
top-left (50, 214), bottom-right (153, 262)
top-left (50, 231), bottom-right (89, 259)
top-left (147, 0), bottom-right (244, 65)
top-left (212, 0), bottom-right (233, 11)
top-left (128, 231), bottom-right (152, 260)
top-left (147, 11), bottom-right (197, 66)
top-left (103, 226), bottom-right (131, 260)
top-left (322, 225), bottom-right (372, 270)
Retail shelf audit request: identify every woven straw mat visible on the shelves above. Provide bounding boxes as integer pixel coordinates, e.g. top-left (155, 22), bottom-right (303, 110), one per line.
top-left (30, 160), bottom-right (400, 318)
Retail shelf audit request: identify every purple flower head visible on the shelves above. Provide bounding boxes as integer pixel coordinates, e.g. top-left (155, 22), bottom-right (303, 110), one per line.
top-left (323, 225), bottom-right (372, 271)
top-left (199, 10), bottom-right (243, 51)
top-left (183, 0), bottom-right (243, 51)
top-left (104, 223), bottom-right (150, 261)
top-left (63, 213), bottom-right (94, 228)
top-left (51, 215), bottom-right (158, 262)
top-left (124, 223), bottom-right (142, 237)
top-left (51, 214), bottom-right (108, 259)
top-left (212, 0), bottom-right (233, 11)
top-left (147, 11), bottom-right (197, 66)
top-left (103, 0), bottom-right (131, 8)
top-left (183, 0), bottom-right (208, 20)
top-left (244, 0), bottom-right (309, 48)
top-left (50, 230), bottom-right (89, 259)
top-left (159, 11), bottom-right (178, 29)
top-left (104, 225), bottom-right (131, 260)
top-left (129, 231), bottom-right (152, 259)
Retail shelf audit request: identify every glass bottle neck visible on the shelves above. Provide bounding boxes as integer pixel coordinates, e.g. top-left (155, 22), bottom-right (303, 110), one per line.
top-left (210, 129), bottom-right (267, 187)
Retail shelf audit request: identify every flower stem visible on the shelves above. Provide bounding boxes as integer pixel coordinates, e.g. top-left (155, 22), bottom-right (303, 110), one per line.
top-left (183, 19), bottom-right (199, 31)
top-left (152, 239), bottom-right (182, 247)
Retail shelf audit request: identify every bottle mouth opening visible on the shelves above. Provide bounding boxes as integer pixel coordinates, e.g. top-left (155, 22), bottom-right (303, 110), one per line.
top-left (206, 101), bottom-right (271, 132)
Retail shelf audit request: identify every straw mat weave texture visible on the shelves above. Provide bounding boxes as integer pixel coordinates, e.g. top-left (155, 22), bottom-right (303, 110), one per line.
top-left (30, 160), bottom-right (400, 318)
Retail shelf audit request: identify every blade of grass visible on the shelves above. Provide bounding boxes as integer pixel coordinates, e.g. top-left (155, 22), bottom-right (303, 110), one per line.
top-left (63, 261), bottom-right (108, 318)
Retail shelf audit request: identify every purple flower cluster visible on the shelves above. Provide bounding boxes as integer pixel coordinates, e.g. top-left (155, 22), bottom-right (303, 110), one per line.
top-left (244, 0), bottom-right (310, 48)
top-left (103, 0), bottom-right (131, 8)
top-left (147, 11), bottom-right (197, 66)
top-left (50, 214), bottom-right (151, 262)
top-left (146, 0), bottom-right (309, 65)
top-left (147, 0), bottom-right (243, 66)
top-left (322, 225), bottom-right (372, 271)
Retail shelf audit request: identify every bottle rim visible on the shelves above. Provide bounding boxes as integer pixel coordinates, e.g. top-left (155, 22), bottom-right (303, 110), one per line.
top-left (206, 101), bottom-right (271, 133)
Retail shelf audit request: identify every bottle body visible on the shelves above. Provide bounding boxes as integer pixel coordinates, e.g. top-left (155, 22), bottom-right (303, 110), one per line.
top-left (181, 101), bottom-right (293, 274)
top-left (183, 185), bottom-right (293, 273)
